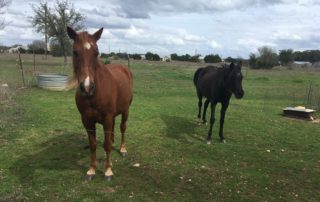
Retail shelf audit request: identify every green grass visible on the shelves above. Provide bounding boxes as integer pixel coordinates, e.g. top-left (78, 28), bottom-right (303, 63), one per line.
top-left (0, 54), bottom-right (320, 201)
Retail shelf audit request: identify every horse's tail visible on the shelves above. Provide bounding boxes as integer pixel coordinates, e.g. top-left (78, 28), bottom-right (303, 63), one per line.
top-left (64, 74), bottom-right (78, 91)
top-left (193, 67), bottom-right (203, 86)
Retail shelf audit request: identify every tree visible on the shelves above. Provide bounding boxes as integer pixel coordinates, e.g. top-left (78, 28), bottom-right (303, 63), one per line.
top-left (249, 53), bottom-right (258, 69)
top-left (31, 0), bottom-right (85, 63)
top-left (31, 2), bottom-right (49, 59)
top-left (153, 53), bottom-right (161, 61)
top-left (170, 53), bottom-right (178, 60)
top-left (249, 46), bottom-right (278, 69)
top-left (204, 54), bottom-right (222, 63)
top-left (27, 40), bottom-right (46, 54)
top-left (145, 52), bottom-right (161, 61)
top-left (0, 0), bottom-right (11, 29)
top-left (257, 46), bottom-right (278, 69)
top-left (279, 49), bottom-right (294, 65)
top-left (145, 52), bottom-right (154, 60)
top-left (294, 50), bottom-right (320, 64)
top-left (130, 54), bottom-right (142, 60)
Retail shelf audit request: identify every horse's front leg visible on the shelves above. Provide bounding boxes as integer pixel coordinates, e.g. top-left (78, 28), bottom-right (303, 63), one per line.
top-left (103, 116), bottom-right (114, 181)
top-left (219, 102), bottom-right (229, 143)
top-left (82, 117), bottom-right (97, 180)
top-left (207, 102), bottom-right (216, 144)
top-left (202, 99), bottom-right (210, 125)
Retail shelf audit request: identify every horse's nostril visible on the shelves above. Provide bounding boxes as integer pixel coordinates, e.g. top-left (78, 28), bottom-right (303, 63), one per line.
top-left (90, 82), bottom-right (95, 91)
top-left (79, 82), bottom-right (85, 92)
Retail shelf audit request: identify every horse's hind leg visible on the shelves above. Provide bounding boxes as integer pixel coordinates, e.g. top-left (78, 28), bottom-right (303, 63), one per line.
top-left (111, 118), bottom-right (115, 143)
top-left (119, 111), bottom-right (129, 157)
top-left (202, 99), bottom-right (210, 125)
top-left (207, 102), bottom-right (216, 144)
top-left (197, 92), bottom-right (203, 124)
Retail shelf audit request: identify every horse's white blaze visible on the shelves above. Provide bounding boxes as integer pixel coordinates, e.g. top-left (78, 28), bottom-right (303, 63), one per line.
top-left (86, 167), bottom-right (95, 175)
top-left (105, 168), bottom-right (113, 176)
top-left (84, 76), bottom-right (90, 87)
top-left (84, 42), bottom-right (91, 50)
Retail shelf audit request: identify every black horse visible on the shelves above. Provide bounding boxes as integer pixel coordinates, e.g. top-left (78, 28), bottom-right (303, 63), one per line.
top-left (193, 62), bottom-right (244, 144)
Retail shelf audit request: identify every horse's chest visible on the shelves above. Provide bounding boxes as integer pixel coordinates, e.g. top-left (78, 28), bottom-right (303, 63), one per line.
top-left (76, 99), bottom-right (107, 119)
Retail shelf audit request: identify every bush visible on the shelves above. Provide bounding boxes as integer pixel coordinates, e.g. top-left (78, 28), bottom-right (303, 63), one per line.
top-left (170, 53), bottom-right (200, 62)
top-left (279, 49), bottom-right (294, 65)
top-left (145, 52), bottom-right (161, 61)
top-left (104, 58), bottom-right (111, 64)
top-left (204, 54), bottom-right (222, 63)
top-left (249, 46), bottom-right (279, 69)
top-left (130, 54), bottom-right (142, 60)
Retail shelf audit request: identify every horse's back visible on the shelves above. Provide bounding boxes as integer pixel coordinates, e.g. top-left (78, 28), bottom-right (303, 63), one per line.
top-left (106, 64), bottom-right (133, 85)
top-left (196, 65), bottom-right (224, 99)
top-left (105, 64), bottom-right (133, 109)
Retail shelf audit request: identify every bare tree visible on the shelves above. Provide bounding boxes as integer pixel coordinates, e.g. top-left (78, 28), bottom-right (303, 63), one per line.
top-left (30, 0), bottom-right (85, 63)
top-left (30, 2), bottom-right (49, 59)
top-left (0, 0), bottom-right (11, 29)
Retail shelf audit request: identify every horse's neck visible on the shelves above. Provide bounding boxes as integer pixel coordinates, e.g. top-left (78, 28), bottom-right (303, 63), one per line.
top-left (94, 61), bottom-right (112, 83)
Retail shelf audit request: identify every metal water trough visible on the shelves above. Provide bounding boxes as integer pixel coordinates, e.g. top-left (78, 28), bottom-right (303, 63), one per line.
top-left (37, 73), bottom-right (68, 91)
top-left (283, 106), bottom-right (316, 120)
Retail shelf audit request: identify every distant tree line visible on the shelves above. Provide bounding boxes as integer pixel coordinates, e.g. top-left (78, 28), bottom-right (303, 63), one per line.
top-left (249, 47), bottom-right (320, 69)
top-left (170, 53), bottom-right (200, 62)
top-left (101, 52), bottom-right (142, 60)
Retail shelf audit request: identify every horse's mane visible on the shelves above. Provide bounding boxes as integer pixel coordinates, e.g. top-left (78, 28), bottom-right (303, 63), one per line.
top-left (64, 74), bottom-right (78, 91)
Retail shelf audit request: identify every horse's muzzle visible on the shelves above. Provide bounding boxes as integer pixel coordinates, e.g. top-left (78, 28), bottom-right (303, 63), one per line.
top-left (235, 91), bottom-right (244, 99)
top-left (79, 82), bottom-right (95, 97)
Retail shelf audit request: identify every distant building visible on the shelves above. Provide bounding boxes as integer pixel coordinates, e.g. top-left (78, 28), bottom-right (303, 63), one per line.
top-left (293, 61), bottom-right (312, 66)
top-left (161, 56), bottom-right (171, 62)
top-left (140, 54), bottom-right (146, 60)
top-left (293, 61), bottom-right (312, 68)
top-left (8, 45), bottom-right (26, 53)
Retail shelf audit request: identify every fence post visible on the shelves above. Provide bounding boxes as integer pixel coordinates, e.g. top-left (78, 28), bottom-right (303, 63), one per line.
top-left (33, 48), bottom-right (36, 75)
top-left (18, 51), bottom-right (26, 87)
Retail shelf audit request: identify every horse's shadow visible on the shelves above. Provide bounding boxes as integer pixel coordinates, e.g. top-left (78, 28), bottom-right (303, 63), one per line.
top-left (161, 114), bottom-right (204, 143)
top-left (10, 130), bottom-right (89, 185)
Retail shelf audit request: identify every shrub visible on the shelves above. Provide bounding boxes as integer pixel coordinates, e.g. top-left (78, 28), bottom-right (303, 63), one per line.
top-left (204, 54), bottom-right (222, 63)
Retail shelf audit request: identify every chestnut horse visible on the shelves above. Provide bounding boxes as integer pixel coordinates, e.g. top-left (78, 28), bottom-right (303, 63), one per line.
top-left (67, 27), bottom-right (133, 181)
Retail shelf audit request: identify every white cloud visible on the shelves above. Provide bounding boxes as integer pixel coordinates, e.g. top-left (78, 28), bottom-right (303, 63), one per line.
top-left (209, 40), bottom-right (222, 49)
top-left (1, 0), bottom-right (320, 58)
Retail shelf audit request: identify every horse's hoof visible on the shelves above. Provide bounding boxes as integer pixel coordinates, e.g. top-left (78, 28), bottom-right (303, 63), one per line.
top-left (104, 175), bottom-right (113, 182)
top-left (220, 139), bottom-right (226, 144)
top-left (85, 174), bottom-right (95, 181)
top-left (206, 140), bottom-right (212, 145)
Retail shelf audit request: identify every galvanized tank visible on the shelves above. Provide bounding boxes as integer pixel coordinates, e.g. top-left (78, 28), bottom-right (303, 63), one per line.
top-left (37, 73), bottom-right (68, 91)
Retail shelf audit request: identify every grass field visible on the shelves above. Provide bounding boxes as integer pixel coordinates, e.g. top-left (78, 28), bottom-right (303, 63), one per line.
top-left (1, 53), bottom-right (320, 201)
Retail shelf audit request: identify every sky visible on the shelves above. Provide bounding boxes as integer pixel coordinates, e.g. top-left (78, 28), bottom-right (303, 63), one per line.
top-left (0, 0), bottom-right (320, 58)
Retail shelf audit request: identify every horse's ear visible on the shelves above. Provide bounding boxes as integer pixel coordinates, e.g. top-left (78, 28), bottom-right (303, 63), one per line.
top-left (67, 26), bottom-right (77, 40)
top-left (93, 28), bottom-right (104, 41)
